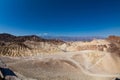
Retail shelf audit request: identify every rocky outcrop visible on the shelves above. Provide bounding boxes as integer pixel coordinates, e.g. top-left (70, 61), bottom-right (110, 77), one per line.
top-left (0, 59), bottom-right (21, 80)
top-left (107, 36), bottom-right (120, 43)
top-left (106, 36), bottom-right (120, 56)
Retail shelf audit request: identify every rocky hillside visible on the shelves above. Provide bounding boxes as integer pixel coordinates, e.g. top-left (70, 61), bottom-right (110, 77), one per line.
top-left (0, 33), bottom-right (64, 56)
top-left (0, 33), bottom-right (120, 57)
top-left (59, 39), bottom-right (111, 52)
top-left (58, 35), bottom-right (120, 56)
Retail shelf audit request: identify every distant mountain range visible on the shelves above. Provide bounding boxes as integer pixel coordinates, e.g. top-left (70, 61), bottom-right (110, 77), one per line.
top-left (0, 33), bottom-right (105, 42)
top-left (0, 33), bottom-right (64, 44)
top-left (42, 36), bottom-right (105, 41)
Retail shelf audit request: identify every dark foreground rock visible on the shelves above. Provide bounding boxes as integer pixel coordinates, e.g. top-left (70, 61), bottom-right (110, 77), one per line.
top-left (0, 59), bottom-right (21, 80)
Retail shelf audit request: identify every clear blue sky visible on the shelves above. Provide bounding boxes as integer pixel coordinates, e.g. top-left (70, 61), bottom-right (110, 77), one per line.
top-left (0, 0), bottom-right (120, 36)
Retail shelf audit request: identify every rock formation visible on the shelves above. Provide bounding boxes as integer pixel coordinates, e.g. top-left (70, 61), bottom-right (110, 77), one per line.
top-left (106, 36), bottom-right (120, 56)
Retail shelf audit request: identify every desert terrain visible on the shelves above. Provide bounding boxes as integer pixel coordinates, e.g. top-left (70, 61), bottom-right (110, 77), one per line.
top-left (0, 33), bottom-right (120, 80)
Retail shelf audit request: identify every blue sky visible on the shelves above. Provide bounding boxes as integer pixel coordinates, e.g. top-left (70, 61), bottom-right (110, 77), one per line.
top-left (0, 0), bottom-right (120, 36)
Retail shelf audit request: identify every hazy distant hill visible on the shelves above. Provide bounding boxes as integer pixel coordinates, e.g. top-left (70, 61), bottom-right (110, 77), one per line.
top-left (42, 36), bottom-right (105, 41)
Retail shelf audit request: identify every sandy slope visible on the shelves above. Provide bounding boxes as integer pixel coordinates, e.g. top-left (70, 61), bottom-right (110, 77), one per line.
top-left (0, 50), bottom-right (119, 80)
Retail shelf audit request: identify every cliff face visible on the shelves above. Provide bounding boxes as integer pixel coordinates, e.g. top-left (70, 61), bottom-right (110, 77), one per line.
top-left (0, 33), bottom-right (64, 56)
